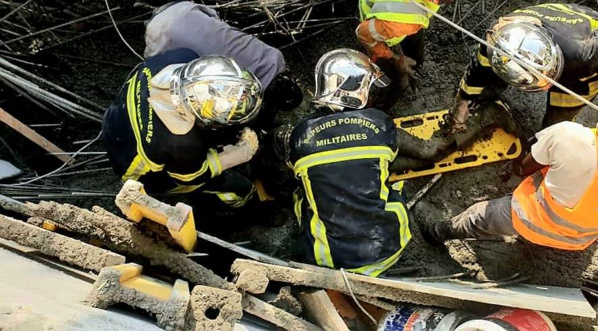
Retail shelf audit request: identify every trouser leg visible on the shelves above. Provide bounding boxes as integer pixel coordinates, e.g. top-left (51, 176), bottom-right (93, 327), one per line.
top-left (428, 195), bottom-right (516, 241)
top-left (399, 29), bottom-right (425, 66)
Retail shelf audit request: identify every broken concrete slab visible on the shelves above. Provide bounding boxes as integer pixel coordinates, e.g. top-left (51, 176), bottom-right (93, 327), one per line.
top-left (186, 285), bottom-right (243, 331)
top-left (0, 247), bottom-right (163, 331)
top-left (0, 213), bottom-right (125, 272)
top-left (236, 269), bottom-right (269, 294)
top-left (86, 263), bottom-right (190, 331)
top-left (28, 201), bottom-right (233, 290)
top-left (269, 286), bottom-right (303, 316)
top-left (231, 259), bottom-right (597, 321)
top-left (242, 295), bottom-right (322, 331)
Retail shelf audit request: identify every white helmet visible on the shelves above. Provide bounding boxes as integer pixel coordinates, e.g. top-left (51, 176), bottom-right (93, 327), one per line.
top-left (487, 21), bottom-right (564, 92)
top-left (170, 55), bottom-right (263, 128)
top-left (313, 48), bottom-right (390, 110)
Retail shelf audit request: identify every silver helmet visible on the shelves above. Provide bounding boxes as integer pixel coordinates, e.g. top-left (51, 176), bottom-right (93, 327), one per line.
top-left (313, 48), bottom-right (390, 110)
top-left (170, 55), bottom-right (263, 128)
top-left (487, 21), bottom-right (563, 93)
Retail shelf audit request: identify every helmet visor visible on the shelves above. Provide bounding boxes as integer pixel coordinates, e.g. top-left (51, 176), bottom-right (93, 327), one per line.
top-left (181, 76), bottom-right (262, 126)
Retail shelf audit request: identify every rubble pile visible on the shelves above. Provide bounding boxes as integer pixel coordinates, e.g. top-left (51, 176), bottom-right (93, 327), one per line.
top-left (0, 182), bottom-right (596, 330)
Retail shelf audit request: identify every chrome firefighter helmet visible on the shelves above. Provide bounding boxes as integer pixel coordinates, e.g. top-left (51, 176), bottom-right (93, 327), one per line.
top-left (314, 48), bottom-right (390, 109)
top-left (487, 21), bottom-right (564, 92)
top-left (170, 55), bottom-right (263, 128)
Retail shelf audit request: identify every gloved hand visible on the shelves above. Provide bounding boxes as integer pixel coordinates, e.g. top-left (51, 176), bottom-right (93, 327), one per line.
top-left (218, 128), bottom-right (259, 171)
top-left (238, 127), bottom-right (259, 154)
top-left (448, 99), bottom-right (471, 133)
top-left (393, 54), bottom-right (417, 77)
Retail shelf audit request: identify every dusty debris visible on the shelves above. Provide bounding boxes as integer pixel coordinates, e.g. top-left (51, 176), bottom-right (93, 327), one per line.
top-left (27, 200), bottom-right (234, 290)
top-left (86, 263), bottom-right (190, 331)
top-left (185, 285), bottom-right (243, 331)
top-left (269, 286), bottom-right (303, 316)
top-left (242, 294), bottom-right (322, 331)
top-left (235, 269), bottom-right (270, 294)
top-left (0, 213), bottom-right (125, 272)
top-left (231, 259), bottom-right (597, 322)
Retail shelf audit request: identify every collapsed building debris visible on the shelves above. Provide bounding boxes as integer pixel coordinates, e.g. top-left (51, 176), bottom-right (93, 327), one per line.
top-left (86, 263), bottom-right (191, 331)
top-left (0, 213), bottom-right (125, 272)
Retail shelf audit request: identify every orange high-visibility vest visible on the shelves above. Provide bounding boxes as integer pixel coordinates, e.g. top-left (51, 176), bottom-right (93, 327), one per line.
top-left (511, 130), bottom-right (598, 250)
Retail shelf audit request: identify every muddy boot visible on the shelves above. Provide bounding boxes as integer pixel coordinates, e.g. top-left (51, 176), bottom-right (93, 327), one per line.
top-left (454, 101), bottom-right (522, 148)
top-left (413, 202), bottom-right (455, 246)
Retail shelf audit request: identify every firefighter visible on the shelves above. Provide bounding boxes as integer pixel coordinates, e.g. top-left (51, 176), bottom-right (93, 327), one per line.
top-left (450, 3), bottom-right (598, 132)
top-left (284, 48), bottom-right (411, 276)
top-left (102, 49), bottom-right (265, 217)
top-left (144, 0), bottom-right (302, 128)
top-left (355, 0), bottom-right (452, 90)
top-left (421, 121), bottom-right (598, 251)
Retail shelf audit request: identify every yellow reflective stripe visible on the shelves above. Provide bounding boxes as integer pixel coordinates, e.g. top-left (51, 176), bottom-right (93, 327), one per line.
top-left (476, 47), bottom-right (490, 67)
top-left (167, 158), bottom-right (210, 182)
top-left (366, 0), bottom-right (440, 27)
top-left (386, 201), bottom-right (412, 250)
top-left (385, 35), bottom-right (407, 47)
top-left (294, 146), bottom-right (395, 175)
top-left (301, 171), bottom-right (334, 268)
top-left (125, 75), bottom-right (164, 172)
top-left (580, 73), bottom-right (598, 82)
top-left (380, 157), bottom-right (411, 251)
top-left (460, 78), bottom-right (484, 95)
top-left (512, 195), bottom-right (598, 246)
top-left (207, 149), bottom-right (222, 177)
top-left (122, 154), bottom-right (150, 181)
top-left (345, 159), bottom-right (411, 277)
top-left (347, 239), bottom-right (408, 276)
top-left (549, 90), bottom-right (598, 108)
top-left (293, 190), bottom-right (303, 227)
top-left (391, 180), bottom-right (404, 192)
top-left (168, 183), bottom-right (204, 194)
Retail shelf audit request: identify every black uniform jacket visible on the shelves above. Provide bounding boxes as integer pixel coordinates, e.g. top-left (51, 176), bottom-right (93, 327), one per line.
top-left (288, 107), bottom-right (411, 276)
top-left (102, 48), bottom-right (236, 194)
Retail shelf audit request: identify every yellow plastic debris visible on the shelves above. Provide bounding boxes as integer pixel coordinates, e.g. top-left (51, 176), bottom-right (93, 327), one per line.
top-left (115, 180), bottom-right (197, 253)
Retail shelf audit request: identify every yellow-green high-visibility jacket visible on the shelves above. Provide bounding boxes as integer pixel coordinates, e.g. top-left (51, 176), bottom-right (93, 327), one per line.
top-left (359, 0), bottom-right (440, 46)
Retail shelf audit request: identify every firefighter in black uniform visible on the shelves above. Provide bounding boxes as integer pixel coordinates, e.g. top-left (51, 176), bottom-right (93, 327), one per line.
top-left (450, 3), bottom-right (598, 132)
top-left (286, 49), bottom-right (411, 276)
top-left (102, 49), bottom-right (267, 214)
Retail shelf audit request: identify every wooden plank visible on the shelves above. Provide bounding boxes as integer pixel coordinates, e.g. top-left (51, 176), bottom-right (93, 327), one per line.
top-left (0, 106), bottom-right (70, 163)
top-left (296, 290), bottom-right (350, 331)
top-left (231, 259), bottom-right (597, 319)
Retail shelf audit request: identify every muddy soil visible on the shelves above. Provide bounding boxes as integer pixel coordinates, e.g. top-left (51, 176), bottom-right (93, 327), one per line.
top-left (2, 0), bottom-right (598, 297)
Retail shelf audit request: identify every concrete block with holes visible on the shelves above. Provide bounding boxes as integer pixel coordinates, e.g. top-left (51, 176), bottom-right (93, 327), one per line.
top-left (85, 263), bottom-right (190, 331)
top-left (185, 285), bottom-right (243, 331)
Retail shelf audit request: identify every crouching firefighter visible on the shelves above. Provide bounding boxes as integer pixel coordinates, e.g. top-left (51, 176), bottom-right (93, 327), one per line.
top-left (102, 49), bottom-right (263, 218)
top-left (284, 49), bottom-right (412, 276)
top-left (422, 121), bottom-right (598, 251)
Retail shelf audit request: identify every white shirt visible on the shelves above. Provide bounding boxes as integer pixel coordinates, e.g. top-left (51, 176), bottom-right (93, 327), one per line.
top-left (531, 122), bottom-right (597, 208)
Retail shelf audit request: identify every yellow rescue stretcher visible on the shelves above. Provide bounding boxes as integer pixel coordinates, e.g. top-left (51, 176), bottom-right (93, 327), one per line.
top-left (390, 109), bottom-right (522, 182)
